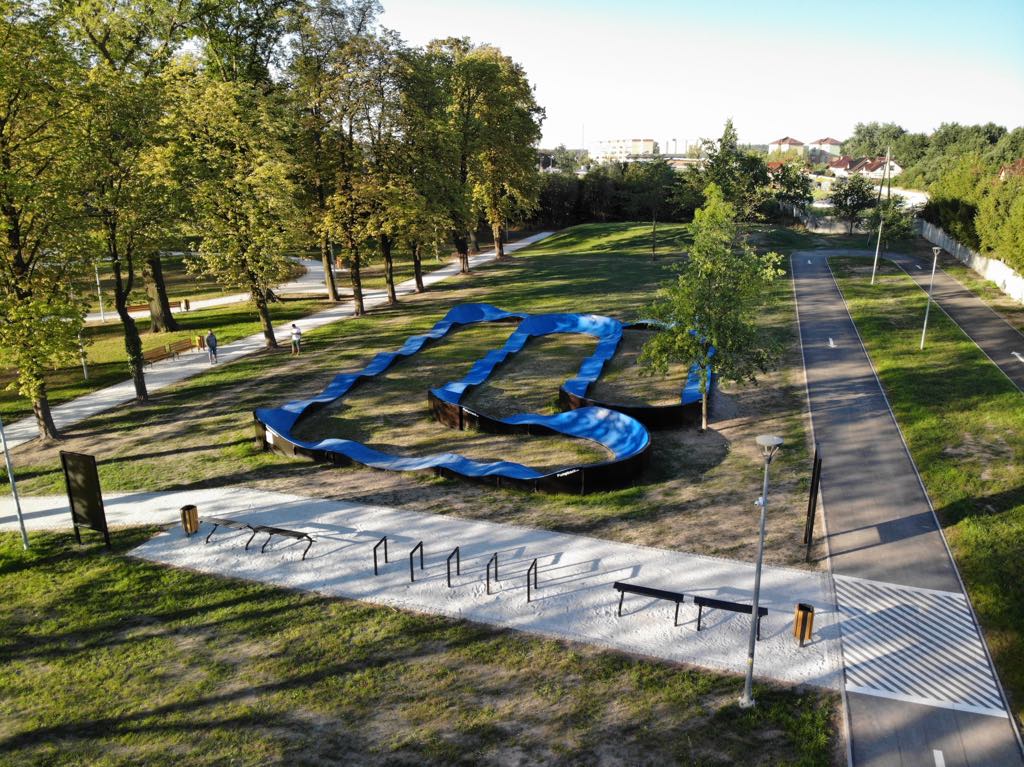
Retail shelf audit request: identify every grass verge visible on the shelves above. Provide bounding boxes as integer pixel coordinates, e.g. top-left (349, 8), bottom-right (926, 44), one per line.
top-left (0, 530), bottom-right (838, 766)
top-left (832, 257), bottom-right (1024, 728)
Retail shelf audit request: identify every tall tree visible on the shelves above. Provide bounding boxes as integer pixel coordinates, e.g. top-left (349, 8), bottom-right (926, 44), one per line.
top-left (469, 46), bottom-right (544, 261)
top-left (699, 119), bottom-right (769, 220)
top-left (166, 64), bottom-right (300, 347)
top-left (286, 0), bottom-right (380, 302)
top-left (63, 0), bottom-right (191, 336)
top-left (0, 1), bottom-right (89, 438)
top-left (623, 159), bottom-right (676, 259)
top-left (640, 184), bottom-right (783, 431)
top-left (829, 174), bottom-right (875, 233)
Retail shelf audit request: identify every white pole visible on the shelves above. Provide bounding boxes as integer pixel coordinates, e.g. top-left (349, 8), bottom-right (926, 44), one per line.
top-left (94, 263), bottom-right (105, 323)
top-left (0, 414), bottom-right (29, 550)
top-left (920, 247), bottom-right (940, 350)
top-left (870, 147), bottom-right (891, 286)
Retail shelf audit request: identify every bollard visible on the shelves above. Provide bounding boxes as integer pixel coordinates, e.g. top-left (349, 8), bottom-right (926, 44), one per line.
top-left (180, 505), bottom-right (200, 537)
top-left (793, 603), bottom-right (814, 647)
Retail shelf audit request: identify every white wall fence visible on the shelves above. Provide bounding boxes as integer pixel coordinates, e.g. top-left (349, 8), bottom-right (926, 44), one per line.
top-left (916, 220), bottom-right (1024, 304)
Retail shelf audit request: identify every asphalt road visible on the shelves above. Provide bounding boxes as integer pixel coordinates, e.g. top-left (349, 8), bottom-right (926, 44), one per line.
top-left (790, 252), bottom-right (1022, 767)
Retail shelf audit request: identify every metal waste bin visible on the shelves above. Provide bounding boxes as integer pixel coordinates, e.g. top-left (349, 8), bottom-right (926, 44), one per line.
top-left (793, 603), bottom-right (814, 646)
top-left (180, 505), bottom-right (200, 537)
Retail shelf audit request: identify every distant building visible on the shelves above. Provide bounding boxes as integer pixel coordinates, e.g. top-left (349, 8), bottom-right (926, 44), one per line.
top-left (808, 137), bottom-right (843, 162)
top-left (829, 156), bottom-right (901, 179)
top-left (591, 138), bottom-right (659, 163)
top-left (768, 136), bottom-right (805, 154)
top-left (998, 158), bottom-right (1024, 181)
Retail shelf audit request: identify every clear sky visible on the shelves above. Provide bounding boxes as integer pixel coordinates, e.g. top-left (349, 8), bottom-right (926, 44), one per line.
top-left (379, 0), bottom-right (1024, 150)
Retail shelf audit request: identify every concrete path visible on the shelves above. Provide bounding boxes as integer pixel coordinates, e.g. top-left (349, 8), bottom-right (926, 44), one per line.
top-left (791, 252), bottom-right (1022, 766)
top-left (8, 233), bottom-right (552, 450)
top-left (0, 487), bottom-right (843, 691)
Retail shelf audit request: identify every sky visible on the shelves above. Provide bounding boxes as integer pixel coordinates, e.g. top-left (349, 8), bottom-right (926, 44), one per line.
top-left (379, 0), bottom-right (1024, 150)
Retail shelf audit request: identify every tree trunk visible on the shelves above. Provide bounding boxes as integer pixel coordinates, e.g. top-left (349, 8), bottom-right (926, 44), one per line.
top-left (699, 367), bottom-right (709, 432)
top-left (350, 248), bottom-right (364, 316)
top-left (411, 241), bottom-right (425, 293)
top-left (32, 386), bottom-right (60, 441)
top-left (651, 212), bottom-right (657, 261)
top-left (145, 254), bottom-right (180, 333)
top-left (321, 232), bottom-right (339, 302)
top-left (380, 234), bottom-right (397, 305)
top-left (111, 257), bottom-right (148, 402)
top-left (492, 222), bottom-right (505, 261)
top-left (453, 233), bottom-right (470, 274)
top-left (252, 282), bottom-right (278, 348)
top-left (469, 227), bottom-right (480, 254)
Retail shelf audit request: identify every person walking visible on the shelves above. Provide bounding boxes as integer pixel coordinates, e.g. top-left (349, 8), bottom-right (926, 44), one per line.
top-left (290, 323), bottom-right (302, 356)
top-left (205, 330), bottom-right (218, 364)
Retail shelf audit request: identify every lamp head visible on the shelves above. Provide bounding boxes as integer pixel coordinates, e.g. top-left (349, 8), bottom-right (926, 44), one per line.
top-left (756, 434), bottom-right (784, 462)
top-left (932, 246), bottom-right (941, 258)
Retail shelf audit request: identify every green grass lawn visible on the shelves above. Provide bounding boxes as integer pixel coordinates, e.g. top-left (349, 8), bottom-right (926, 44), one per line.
top-left (832, 257), bottom-right (1024, 728)
top-left (0, 531), bottom-right (837, 766)
top-left (0, 299), bottom-right (328, 424)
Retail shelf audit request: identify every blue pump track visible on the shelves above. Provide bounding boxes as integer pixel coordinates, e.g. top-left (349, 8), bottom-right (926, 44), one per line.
top-left (254, 303), bottom-right (709, 494)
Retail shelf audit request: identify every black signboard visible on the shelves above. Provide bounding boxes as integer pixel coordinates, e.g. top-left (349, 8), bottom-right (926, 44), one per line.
top-left (60, 451), bottom-right (110, 548)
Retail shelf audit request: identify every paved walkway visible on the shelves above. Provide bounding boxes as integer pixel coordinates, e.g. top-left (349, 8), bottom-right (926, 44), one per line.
top-left (0, 487), bottom-right (843, 689)
top-left (8, 234), bottom-right (552, 450)
top-left (791, 252), bottom-right (1022, 767)
top-left (886, 250), bottom-right (1024, 392)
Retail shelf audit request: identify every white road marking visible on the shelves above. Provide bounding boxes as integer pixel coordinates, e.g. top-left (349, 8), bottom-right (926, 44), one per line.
top-left (828, 338), bottom-right (836, 349)
top-left (1012, 351), bottom-right (1024, 364)
top-left (807, 259), bottom-right (812, 264)
top-left (933, 749), bottom-right (945, 767)
top-left (916, 264), bottom-right (923, 270)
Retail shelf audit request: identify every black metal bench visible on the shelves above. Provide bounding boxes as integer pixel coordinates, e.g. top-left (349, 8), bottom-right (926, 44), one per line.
top-left (251, 524), bottom-right (314, 560)
top-left (204, 516), bottom-right (258, 549)
top-left (614, 581), bottom-right (689, 626)
top-left (694, 595), bottom-right (769, 641)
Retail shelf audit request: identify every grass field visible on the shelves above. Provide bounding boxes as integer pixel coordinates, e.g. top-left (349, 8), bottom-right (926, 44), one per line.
top-left (6, 222), bottom-right (824, 568)
top-left (832, 257), bottom-right (1024, 728)
top-left (0, 531), bottom-right (837, 766)
top-left (0, 222), bottom-right (850, 764)
top-left (0, 299), bottom-right (329, 424)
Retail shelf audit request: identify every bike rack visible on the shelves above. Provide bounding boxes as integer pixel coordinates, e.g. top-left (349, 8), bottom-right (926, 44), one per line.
top-left (373, 536), bottom-right (388, 576)
top-left (409, 541), bottom-right (424, 582)
top-left (486, 552), bottom-right (498, 595)
top-left (446, 546), bottom-right (461, 588)
top-left (527, 558), bottom-right (539, 603)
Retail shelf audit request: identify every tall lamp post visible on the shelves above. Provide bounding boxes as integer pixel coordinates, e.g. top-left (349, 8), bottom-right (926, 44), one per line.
top-left (739, 433), bottom-right (784, 709)
top-left (920, 246), bottom-right (941, 350)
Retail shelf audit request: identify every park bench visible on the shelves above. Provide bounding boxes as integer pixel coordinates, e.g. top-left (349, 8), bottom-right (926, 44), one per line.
top-left (142, 337), bottom-right (200, 366)
top-left (614, 581), bottom-right (689, 626)
top-left (204, 516), bottom-right (258, 549)
top-left (693, 595), bottom-right (768, 641)
top-left (126, 299), bottom-right (191, 313)
top-left (250, 524), bottom-right (314, 560)
top-left (202, 517), bottom-right (314, 560)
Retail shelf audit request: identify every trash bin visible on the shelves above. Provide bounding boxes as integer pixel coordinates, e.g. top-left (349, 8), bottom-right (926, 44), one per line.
top-left (180, 505), bottom-right (199, 537)
top-left (793, 603), bottom-right (814, 646)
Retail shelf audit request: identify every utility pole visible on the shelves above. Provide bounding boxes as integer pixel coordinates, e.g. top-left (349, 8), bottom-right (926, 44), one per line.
top-left (870, 147), bottom-right (891, 285)
top-left (920, 247), bottom-right (940, 350)
top-left (0, 414), bottom-right (29, 550)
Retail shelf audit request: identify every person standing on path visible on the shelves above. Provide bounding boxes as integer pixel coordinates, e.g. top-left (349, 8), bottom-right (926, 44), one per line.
top-left (206, 330), bottom-right (218, 364)
top-left (290, 324), bottom-right (302, 356)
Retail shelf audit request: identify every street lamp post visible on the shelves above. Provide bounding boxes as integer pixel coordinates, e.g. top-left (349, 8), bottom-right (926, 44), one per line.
top-left (920, 246), bottom-right (941, 351)
top-left (0, 414), bottom-right (29, 550)
top-left (739, 434), bottom-right (784, 709)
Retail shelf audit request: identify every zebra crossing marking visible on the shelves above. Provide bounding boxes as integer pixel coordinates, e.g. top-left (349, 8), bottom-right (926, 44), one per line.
top-left (834, 574), bottom-right (1007, 719)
